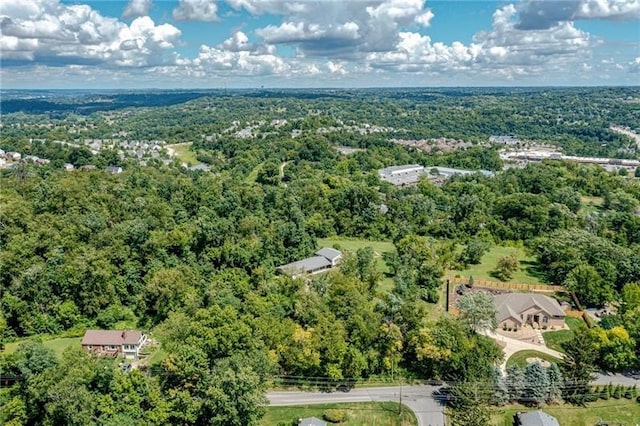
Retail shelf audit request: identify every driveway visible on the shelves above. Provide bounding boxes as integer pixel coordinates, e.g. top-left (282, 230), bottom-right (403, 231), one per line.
top-left (483, 331), bottom-right (564, 372)
top-left (267, 385), bottom-right (445, 426)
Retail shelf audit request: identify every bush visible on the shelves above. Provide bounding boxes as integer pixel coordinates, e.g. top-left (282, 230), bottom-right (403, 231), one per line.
top-left (323, 409), bottom-right (347, 423)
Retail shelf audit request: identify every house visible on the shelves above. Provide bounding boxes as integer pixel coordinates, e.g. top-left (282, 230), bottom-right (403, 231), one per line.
top-left (81, 330), bottom-right (147, 360)
top-left (298, 417), bottom-right (327, 426)
top-left (277, 248), bottom-right (342, 279)
top-left (494, 293), bottom-right (566, 330)
top-left (515, 410), bottom-right (560, 426)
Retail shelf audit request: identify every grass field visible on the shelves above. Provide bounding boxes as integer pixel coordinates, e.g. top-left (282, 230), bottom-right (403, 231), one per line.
top-left (506, 350), bottom-right (562, 369)
top-left (260, 402), bottom-right (417, 426)
top-left (3, 337), bottom-right (81, 358)
top-left (543, 317), bottom-right (586, 353)
top-left (319, 237), bottom-right (397, 295)
top-left (490, 399), bottom-right (640, 426)
top-left (318, 237), bottom-right (395, 274)
top-left (167, 142), bottom-right (197, 164)
top-left (450, 245), bottom-right (545, 285)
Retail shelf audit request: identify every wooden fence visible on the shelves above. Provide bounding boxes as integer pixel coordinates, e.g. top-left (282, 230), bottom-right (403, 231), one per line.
top-left (447, 276), bottom-right (564, 293)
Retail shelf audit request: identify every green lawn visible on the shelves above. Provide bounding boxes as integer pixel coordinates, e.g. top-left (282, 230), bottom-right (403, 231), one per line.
top-left (261, 402), bottom-right (417, 426)
top-left (506, 350), bottom-right (562, 369)
top-left (450, 245), bottom-right (544, 285)
top-left (491, 399), bottom-right (640, 426)
top-left (167, 142), bottom-right (197, 165)
top-left (318, 237), bottom-right (396, 277)
top-left (3, 337), bottom-right (82, 358)
top-left (543, 317), bottom-right (586, 353)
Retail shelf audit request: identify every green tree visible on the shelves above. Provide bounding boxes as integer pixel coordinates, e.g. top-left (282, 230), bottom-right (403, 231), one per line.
top-left (448, 381), bottom-right (491, 426)
top-left (455, 291), bottom-right (498, 333)
top-left (491, 254), bottom-right (519, 281)
top-left (564, 263), bottom-right (614, 307)
top-left (523, 362), bottom-right (550, 406)
top-left (560, 329), bottom-right (599, 405)
top-left (459, 239), bottom-right (489, 266)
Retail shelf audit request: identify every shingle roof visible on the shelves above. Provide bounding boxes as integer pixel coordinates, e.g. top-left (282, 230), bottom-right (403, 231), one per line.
top-left (315, 247), bottom-right (342, 262)
top-left (82, 330), bottom-right (143, 346)
top-left (277, 256), bottom-right (331, 276)
top-left (494, 293), bottom-right (565, 323)
top-left (298, 417), bottom-right (327, 426)
top-left (517, 410), bottom-right (560, 426)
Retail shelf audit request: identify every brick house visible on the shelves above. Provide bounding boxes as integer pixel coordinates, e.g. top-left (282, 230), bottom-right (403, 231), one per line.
top-left (81, 330), bottom-right (147, 360)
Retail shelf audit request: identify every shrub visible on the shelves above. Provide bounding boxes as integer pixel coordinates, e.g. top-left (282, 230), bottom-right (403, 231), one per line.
top-left (613, 384), bottom-right (622, 399)
top-left (323, 409), bottom-right (347, 423)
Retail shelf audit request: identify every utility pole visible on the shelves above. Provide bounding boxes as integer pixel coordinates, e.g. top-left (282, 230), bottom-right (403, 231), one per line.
top-left (398, 377), bottom-right (403, 415)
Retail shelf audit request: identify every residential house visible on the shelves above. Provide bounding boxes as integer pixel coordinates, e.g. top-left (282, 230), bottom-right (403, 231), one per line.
top-left (494, 293), bottom-right (566, 330)
top-left (515, 410), bottom-right (560, 426)
top-left (298, 417), bottom-right (327, 426)
top-left (81, 330), bottom-right (147, 360)
top-left (277, 248), bottom-right (342, 279)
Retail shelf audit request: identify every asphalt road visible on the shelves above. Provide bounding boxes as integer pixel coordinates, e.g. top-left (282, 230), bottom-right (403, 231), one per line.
top-left (267, 385), bottom-right (445, 426)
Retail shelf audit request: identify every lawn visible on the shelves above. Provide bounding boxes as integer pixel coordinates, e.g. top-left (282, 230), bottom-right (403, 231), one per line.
top-left (261, 402), bottom-right (417, 426)
top-left (543, 317), bottom-right (586, 353)
top-left (490, 399), bottom-right (640, 426)
top-left (317, 237), bottom-right (396, 277)
top-left (449, 245), bottom-right (544, 285)
top-left (506, 350), bottom-right (562, 369)
top-left (3, 337), bottom-right (82, 358)
top-left (167, 142), bottom-right (197, 164)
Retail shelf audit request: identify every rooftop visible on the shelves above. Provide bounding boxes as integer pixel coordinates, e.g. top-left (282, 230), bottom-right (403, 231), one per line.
top-left (82, 330), bottom-right (143, 346)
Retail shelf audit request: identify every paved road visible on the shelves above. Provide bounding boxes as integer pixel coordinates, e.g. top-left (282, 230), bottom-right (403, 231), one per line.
top-left (594, 372), bottom-right (640, 386)
top-left (268, 385), bottom-right (445, 426)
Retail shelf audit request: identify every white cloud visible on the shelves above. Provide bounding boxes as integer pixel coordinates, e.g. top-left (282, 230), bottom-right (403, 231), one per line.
top-left (220, 31), bottom-right (252, 51)
top-left (516, 0), bottom-right (640, 30)
top-left (173, 0), bottom-right (219, 22)
top-left (248, 0), bottom-right (433, 58)
top-left (0, 0), bottom-right (181, 67)
top-left (123, 0), bottom-right (152, 19)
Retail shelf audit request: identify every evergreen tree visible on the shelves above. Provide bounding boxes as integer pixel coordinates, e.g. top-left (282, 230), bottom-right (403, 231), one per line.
top-left (523, 362), bottom-right (550, 406)
top-left (546, 363), bottom-right (564, 403)
top-left (506, 364), bottom-right (525, 402)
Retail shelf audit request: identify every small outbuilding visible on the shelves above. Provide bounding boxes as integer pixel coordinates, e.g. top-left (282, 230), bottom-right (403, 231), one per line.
top-left (298, 417), bottom-right (327, 426)
top-left (515, 410), bottom-right (560, 426)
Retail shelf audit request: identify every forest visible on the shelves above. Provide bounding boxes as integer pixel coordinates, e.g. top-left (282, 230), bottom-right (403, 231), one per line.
top-left (1, 87), bottom-right (640, 425)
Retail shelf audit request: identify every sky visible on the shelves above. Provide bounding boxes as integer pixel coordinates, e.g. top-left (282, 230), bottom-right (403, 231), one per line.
top-left (1, 0), bottom-right (639, 89)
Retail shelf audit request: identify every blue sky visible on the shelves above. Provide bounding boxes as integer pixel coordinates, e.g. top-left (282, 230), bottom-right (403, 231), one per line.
top-left (1, 0), bottom-right (638, 88)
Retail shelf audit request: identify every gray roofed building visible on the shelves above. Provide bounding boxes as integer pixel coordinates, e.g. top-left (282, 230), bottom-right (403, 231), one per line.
top-left (516, 410), bottom-right (560, 426)
top-left (494, 293), bottom-right (566, 330)
top-left (298, 417), bottom-right (327, 426)
top-left (277, 248), bottom-right (342, 279)
top-left (378, 164), bottom-right (425, 186)
top-left (315, 247), bottom-right (342, 266)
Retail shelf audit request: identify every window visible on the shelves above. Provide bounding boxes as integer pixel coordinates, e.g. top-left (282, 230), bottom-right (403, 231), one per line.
top-left (542, 316), bottom-right (549, 324)
top-left (88, 345), bottom-right (93, 349)
top-left (109, 345), bottom-right (117, 350)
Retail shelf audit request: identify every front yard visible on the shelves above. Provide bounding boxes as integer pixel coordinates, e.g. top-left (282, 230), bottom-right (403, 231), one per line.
top-left (261, 402), bottom-right (417, 426)
top-left (491, 399), bottom-right (640, 426)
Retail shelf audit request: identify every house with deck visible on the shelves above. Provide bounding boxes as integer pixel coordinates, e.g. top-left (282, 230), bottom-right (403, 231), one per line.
top-left (81, 330), bottom-right (147, 360)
